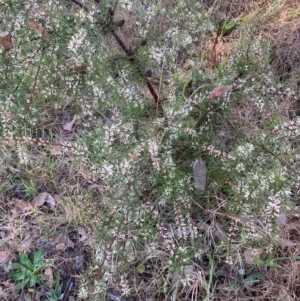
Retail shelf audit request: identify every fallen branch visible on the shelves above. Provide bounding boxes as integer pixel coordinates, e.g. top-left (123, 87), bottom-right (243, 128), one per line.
top-left (70, 0), bottom-right (163, 114)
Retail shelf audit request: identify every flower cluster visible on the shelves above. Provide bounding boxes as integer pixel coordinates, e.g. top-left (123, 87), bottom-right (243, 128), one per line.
top-left (68, 28), bottom-right (87, 53)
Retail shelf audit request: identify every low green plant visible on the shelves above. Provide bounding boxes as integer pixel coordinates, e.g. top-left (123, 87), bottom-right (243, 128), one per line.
top-left (229, 269), bottom-right (265, 291)
top-left (9, 249), bottom-right (49, 291)
top-left (258, 255), bottom-right (300, 269)
top-left (45, 272), bottom-right (64, 301)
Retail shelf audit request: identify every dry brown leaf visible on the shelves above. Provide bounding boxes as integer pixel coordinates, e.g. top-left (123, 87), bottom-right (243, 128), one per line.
top-left (0, 280), bottom-right (15, 289)
top-left (277, 213), bottom-right (287, 227)
top-left (28, 21), bottom-right (44, 35)
top-left (56, 243), bottom-right (66, 251)
top-left (54, 233), bottom-right (74, 249)
top-left (286, 209), bottom-right (300, 223)
top-left (78, 228), bottom-right (87, 242)
top-left (210, 85), bottom-right (233, 103)
top-left (63, 119), bottom-right (76, 132)
top-left (31, 225), bottom-right (41, 238)
top-left (0, 35), bottom-right (13, 50)
top-left (31, 192), bottom-right (55, 208)
top-left (193, 156), bottom-right (206, 191)
top-left (74, 64), bottom-right (87, 73)
top-left (49, 144), bottom-right (63, 155)
top-left (13, 199), bottom-right (32, 213)
top-left (44, 267), bottom-right (53, 283)
top-left (0, 225), bottom-right (15, 242)
top-left (286, 222), bottom-right (300, 231)
top-left (19, 235), bottom-right (33, 252)
top-left (28, 21), bottom-right (49, 40)
top-left (141, 84), bottom-right (155, 100)
top-left (1, 231), bottom-right (14, 242)
top-left (31, 193), bottom-right (47, 207)
top-left (45, 193), bottom-right (55, 208)
top-left (0, 251), bottom-right (15, 264)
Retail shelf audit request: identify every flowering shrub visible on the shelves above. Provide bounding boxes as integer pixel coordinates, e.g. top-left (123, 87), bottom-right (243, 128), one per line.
top-left (1, 0), bottom-right (300, 300)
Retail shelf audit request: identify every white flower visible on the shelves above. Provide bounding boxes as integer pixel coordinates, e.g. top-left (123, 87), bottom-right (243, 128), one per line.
top-left (150, 47), bottom-right (166, 64)
top-left (78, 284), bottom-right (88, 299)
top-left (265, 195), bottom-right (281, 216)
top-left (93, 279), bottom-right (106, 294)
top-left (120, 275), bottom-right (131, 296)
top-left (148, 139), bottom-right (160, 171)
top-left (119, 0), bottom-right (133, 10)
top-left (236, 143), bottom-right (254, 157)
top-left (101, 162), bottom-right (114, 178)
top-left (17, 144), bottom-right (29, 165)
top-left (68, 29), bottom-right (87, 53)
top-left (235, 162), bottom-right (245, 172)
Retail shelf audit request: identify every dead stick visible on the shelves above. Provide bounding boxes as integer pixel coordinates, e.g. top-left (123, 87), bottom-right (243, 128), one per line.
top-left (70, 0), bottom-right (89, 11)
top-left (70, 0), bottom-right (162, 114)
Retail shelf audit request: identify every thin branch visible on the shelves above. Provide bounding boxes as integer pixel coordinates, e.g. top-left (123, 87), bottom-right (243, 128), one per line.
top-left (112, 31), bottom-right (133, 56)
top-left (69, 0), bottom-right (163, 114)
top-left (95, 234), bottom-right (117, 276)
top-left (70, 0), bottom-right (89, 11)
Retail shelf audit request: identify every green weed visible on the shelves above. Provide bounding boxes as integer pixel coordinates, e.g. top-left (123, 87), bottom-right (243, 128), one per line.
top-left (9, 250), bottom-right (49, 291)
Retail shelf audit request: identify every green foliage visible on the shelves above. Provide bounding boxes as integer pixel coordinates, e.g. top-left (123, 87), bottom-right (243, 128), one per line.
top-left (9, 250), bottom-right (49, 291)
top-left (216, 20), bottom-right (237, 36)
top-left (45, 272), bottom-right (64, 301)
top-left (229, 269), bottom-right (265, 291)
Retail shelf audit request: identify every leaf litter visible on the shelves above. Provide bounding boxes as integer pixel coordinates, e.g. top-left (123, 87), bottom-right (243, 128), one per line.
top-left (193, 156), bottom-right (207, 191)
top-left (31, 192), bottom-right (55, 210)
top-left (0, 251), bottom-right (15, 264)
top-left (63, 119), bottom-right (76, 132)
top-left (1, 192), bottom-right (91, 301)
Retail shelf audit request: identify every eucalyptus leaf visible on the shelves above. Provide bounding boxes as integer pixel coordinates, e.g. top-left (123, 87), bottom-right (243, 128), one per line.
top-left (193, 156), bottom-right (207, 191)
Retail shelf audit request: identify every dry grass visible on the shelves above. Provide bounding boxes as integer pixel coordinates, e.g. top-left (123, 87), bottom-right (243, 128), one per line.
top-left (270, 21), bottom-right (300, 92)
